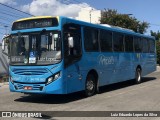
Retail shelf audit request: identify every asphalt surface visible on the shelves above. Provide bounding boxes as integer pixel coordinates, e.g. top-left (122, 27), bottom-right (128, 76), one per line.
top-left (0, 68), bottom-right (160, 120)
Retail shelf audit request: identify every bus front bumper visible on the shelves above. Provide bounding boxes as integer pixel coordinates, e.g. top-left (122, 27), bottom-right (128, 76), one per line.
top-left (9, 77), bottom-right (67, 94)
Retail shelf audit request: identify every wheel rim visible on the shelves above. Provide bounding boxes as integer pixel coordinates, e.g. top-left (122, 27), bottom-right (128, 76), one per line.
top-left (86, 80), bottom-right (94, 91)
top-left (137, 69), bottom-right (141, 82)
top-left (85, 75), bottom-right (96, 96)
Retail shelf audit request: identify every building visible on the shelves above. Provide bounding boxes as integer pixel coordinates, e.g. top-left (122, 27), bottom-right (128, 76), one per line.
top-left (76, 8), bottom-right (101, 24)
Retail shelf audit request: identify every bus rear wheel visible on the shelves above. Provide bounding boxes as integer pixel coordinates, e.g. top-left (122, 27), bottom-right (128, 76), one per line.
top-left (85, 74), bottom-right (96, 97)
top-left (135, 68), bottom-right (142, 84)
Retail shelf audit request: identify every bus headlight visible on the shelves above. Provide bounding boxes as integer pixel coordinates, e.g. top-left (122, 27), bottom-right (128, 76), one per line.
top-left (46, 72), bottom-right (61, 85)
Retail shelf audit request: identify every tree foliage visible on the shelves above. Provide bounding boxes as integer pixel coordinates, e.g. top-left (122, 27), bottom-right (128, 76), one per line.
top-left (151, 30), bottom-right (160, 64)
top-left (100, 9), bottom-right (149, 34)
top-left (150, 30), bottom-right (160, 40)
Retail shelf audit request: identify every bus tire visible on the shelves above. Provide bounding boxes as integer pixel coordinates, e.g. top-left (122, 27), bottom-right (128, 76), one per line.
top-left (85, 74), bottom-right (96, 97)
top-left (135, 68), bottom-right (142, 84)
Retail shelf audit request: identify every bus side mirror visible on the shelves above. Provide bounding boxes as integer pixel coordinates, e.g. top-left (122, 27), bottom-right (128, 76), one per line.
top-left (2, 40), bottom-right (5, 51)
top-left (68, 37), bottom-right (74, 48)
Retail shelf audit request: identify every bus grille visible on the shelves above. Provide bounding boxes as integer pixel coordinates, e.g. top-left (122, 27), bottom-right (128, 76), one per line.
top-left (15, 84), bottom-right (43, 91)
top-left (12, 68), bottom-right (48, 75)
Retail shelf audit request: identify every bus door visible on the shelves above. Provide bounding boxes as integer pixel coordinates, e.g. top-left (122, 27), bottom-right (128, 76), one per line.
top-left (63, 23), bottom-right (83, 93)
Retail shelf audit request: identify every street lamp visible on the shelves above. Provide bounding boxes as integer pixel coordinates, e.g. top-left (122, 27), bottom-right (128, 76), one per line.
top-left (123, 14), bottom-right (133, 16)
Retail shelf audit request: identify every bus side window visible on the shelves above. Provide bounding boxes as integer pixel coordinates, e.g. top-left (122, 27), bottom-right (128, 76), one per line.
top-left (134, 37), bottom-right (142, 52)
top-left (125, 35), bottom-right (133, 52)
top-left (149, 39), bottom-right (155, 53)
top-left (142, 38), bottom-right (149, 53)
top-left (100, 30), bottom-right (112, 52)
top-left (113, 33), bottom-right (124, 52)
top-left (63, 23), bottom-right (82, 66)
top-left (84, 27), bottom-right (99, 52)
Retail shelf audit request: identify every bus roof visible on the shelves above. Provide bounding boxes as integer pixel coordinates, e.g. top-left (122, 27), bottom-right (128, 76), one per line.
top-left (62, 16), bottom-right (154, 39)
top-left (15, 16), bottom-right (58, 22)
top-left (13, 16), bottom-right (154, 39)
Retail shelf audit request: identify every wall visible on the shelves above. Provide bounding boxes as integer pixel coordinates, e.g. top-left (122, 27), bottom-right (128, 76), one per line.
top-left (0, 45), bottom-right (9, 77)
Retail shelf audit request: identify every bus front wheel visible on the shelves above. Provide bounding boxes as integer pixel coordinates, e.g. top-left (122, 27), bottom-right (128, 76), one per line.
top-left (135, 68), bottom-right (142, 84)
top-left (85, 74), bottom-right (96, 97)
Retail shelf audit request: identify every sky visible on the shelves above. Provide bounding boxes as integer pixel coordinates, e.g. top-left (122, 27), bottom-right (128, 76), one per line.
top-left (0, 0), bottom-right (160, 42)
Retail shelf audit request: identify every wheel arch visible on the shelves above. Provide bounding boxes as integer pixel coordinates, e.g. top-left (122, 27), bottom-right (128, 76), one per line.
top-left (87, 69), bottom-right (99, 92)
top-left (136, 65), bottom-right (142, 71)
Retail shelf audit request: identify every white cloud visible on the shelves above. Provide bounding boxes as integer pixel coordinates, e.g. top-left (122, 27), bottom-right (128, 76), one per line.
top-left (0, 0), bottom-right (17, 5)
top-left (20, 0), bottom-right (93, 18)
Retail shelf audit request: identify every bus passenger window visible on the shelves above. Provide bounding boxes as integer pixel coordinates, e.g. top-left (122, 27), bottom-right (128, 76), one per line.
top-left (100, 30), bottom-right (112, 52)
top-left (149, 39), bottom-right (155, 53)
top-left (142, 38), bottom-right (149, 53)
top-left (113, 33), bottom-right (124, 52)
top-left (134, 37), bottom-right (142, 52)
top-left (125, 35), bottom-right (133, 52)
top-left (84, 27), bottom-right (99, 52)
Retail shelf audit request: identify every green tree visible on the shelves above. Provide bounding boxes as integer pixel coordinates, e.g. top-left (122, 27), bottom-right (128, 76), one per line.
top-left (150, 30), bottom-right (160, 41)
top-left (150, 30), bottom-right (160, 64)
top-left (100, 9), bottom-right (149, 34)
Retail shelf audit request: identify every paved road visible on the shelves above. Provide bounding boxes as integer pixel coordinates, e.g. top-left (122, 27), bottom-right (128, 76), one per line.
top-left (0, 70), bottom-right (160, 120)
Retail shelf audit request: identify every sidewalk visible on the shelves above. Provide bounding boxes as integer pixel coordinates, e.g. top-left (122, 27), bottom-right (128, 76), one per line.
top-left (156, 65), bottom-right (160, 72)
top-left (0, 82), bottom-right (8, 87)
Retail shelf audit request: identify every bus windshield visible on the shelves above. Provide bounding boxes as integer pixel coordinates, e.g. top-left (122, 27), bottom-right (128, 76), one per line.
top-left (10, 31), bottom-right (61, 65)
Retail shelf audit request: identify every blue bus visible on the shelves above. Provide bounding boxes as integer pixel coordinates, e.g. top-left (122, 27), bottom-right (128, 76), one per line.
top-left (9, 16), bottom-right (156, 96)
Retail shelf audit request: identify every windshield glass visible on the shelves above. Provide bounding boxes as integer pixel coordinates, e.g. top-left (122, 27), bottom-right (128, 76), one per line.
top-left (10, 31), bottom-right (61, 65)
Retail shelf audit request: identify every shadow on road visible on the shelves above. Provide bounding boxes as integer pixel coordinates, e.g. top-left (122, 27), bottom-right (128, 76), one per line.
top-left (14, 91), bottom-right (86, 104)
top-left (14, 77), bottom-right (156, 104)
top-left (99, 77), bottom-right (156, 94)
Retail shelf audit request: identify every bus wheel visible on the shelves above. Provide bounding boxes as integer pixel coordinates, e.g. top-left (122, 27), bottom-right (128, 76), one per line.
top-left (85, 74), bottom-right (96, 97)
top-left (135, 68), bottom-right (142, 84)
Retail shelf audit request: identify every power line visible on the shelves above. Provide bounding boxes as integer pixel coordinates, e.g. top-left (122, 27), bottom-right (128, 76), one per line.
top-left (0, 2), bottom-right (34, 17)
top-left (0, 16), bottom-right (15, 21)
top-left (0, 8), bottom-right (27, 18)
top-left (0, 22), bottom-right (11, 27)
top-left (0, 32), bottom-right (4, 35)
top-left (0, 27), bottom-right (6, 30)
top-left (150, 23), bottom-right (160, 26)
top-left (0, 11), bottom-right (24, 18)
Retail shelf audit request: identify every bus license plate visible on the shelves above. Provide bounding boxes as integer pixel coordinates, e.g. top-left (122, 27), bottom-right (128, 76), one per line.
top-left (24, 86), bottom-right (32, 90)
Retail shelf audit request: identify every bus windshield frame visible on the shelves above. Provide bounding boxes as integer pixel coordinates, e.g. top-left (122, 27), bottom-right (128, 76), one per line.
top-left (10, 30), bottom-right (62, 66)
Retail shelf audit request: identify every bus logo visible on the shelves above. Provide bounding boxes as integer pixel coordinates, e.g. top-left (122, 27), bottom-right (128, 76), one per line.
top-left (98, 55), bottom-right (115, 66)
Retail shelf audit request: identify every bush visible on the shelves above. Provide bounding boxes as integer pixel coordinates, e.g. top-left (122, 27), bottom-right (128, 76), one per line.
top-left (156, 41), bottom-right (160, 64)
